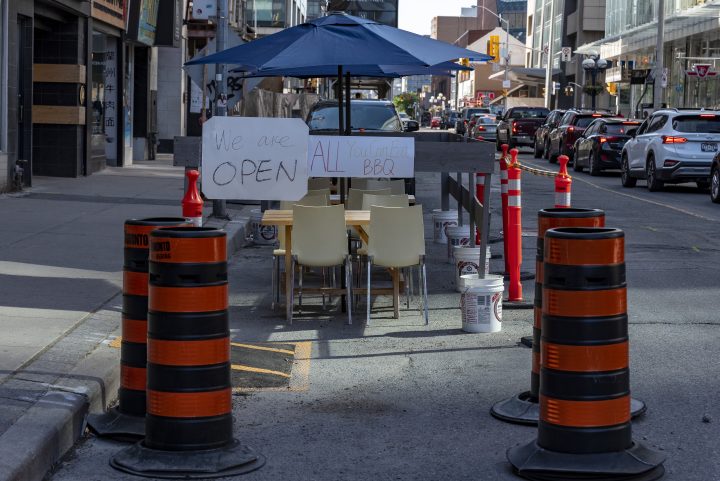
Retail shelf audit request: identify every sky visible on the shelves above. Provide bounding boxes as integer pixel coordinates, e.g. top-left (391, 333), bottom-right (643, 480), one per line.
top-left (398, 0), bottom-right (477, 35)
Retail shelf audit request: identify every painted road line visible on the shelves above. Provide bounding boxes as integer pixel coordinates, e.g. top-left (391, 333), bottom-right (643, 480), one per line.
top-left (522, 158), bottom-right (720, 223)
top-left (231, 342), bottom-right (295, 355)
top-left (231, 364), bottom-right (291, 378)
top-left (233, 341), bottom-right (311, 394)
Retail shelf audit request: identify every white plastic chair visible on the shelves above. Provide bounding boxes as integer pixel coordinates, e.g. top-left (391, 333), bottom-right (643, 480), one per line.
top-left (308, 177), bottom-right (332, 191)
top-left (361, 193), bottom-right (409, 210)
top-left (272, 194), bottom-right (329, 310)
top-left (289, 205), bottom-right (353, 324)
top-left (365, 205), bottom-right (428, 325)
top-left (346, 188), bottom-right (391, 210)
top-left (366, 179), bottom-right (407, 195)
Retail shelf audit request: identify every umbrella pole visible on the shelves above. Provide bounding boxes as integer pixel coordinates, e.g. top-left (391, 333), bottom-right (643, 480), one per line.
top-left (345, 71), bottom-right (351, 136)
top-left (337, 66), bottom-right (345, 204)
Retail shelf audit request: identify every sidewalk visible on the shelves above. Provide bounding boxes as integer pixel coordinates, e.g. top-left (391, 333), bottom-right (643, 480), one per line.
top-left (0, 157), bottom-right (253, 481)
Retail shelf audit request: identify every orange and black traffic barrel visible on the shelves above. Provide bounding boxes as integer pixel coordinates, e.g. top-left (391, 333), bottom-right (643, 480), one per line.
top-left (491, 208), bottom-right (604, 425)
top-left (111, 227), bottom-right (264, 478)
top-left (88, 217), bottom-right (188, 439)
top-left (507, 227), bottom-right (664, 481)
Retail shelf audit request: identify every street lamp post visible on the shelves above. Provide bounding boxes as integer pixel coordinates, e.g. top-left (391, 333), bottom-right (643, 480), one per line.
top-left (582, 55), bottom-right (609, 111)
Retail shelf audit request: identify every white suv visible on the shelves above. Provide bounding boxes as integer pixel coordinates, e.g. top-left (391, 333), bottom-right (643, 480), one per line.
top-left (620, 109), bottom-right (720, 191)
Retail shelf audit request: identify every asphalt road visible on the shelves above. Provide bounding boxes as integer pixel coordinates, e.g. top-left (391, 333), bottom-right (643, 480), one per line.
top-left (49, 150), bottom-right (720, 481)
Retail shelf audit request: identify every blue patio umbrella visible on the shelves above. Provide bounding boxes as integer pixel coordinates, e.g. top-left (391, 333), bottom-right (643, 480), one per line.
top-left (185, 13), bottom-right (491, 70)
top-left (229, 61), bottom-right (474, 78)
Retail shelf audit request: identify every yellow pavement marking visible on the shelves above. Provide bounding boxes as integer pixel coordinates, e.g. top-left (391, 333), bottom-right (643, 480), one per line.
top-left (108, 337), bottom-right (122, 348)
top-left (231, 342), bottom-right (295, 355)
top-left (233, 341), bottom-right (312, 393)
top-left (231, 364), bottom-right (291, 378)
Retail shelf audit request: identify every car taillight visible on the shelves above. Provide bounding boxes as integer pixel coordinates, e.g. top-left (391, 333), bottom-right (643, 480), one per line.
top-left (664, 160), bottom-right (680, 167)
top-left (662, 136), bottom-right (688, 144)
top-left (568, 126), bottom-right (575, 132)
top-left (478, 126), bottom-right (486, 131)
top-left (512, 121), bottom-right (518, 134)
top-left (592, 114), bottom-right (602, 117)
top-left (700, 114), bottom-right (716, 118)
top-left (599, 136), bottom-right (620, 144)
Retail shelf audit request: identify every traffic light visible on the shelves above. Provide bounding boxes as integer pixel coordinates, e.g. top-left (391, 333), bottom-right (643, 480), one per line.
top-left (487, 35), bottom-right (500, 63)
top-left (460, 58), bottom-right (470, 67)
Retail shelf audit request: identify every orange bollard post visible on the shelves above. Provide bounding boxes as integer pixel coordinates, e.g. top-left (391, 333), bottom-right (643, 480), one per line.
top-left (499, 144), bottom-right (510, 274)
top-left (506, 149), bottom-right (523, 302)
top-left (475, 173), bottom-right (486, 244)
top-left (555, 156), bottom-right (572, 208)
top-left (182, 169), bottom-right (203, 227)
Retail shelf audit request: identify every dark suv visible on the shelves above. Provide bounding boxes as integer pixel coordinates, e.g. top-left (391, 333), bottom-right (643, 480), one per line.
top-left (306, 100), bottom-right (403, 134)
top-left (546, 110), bottom-right (616, 163)
top-left (534, 109), bottom-right (566, 158)
top-left (455, 107), bottom-right (492, 135)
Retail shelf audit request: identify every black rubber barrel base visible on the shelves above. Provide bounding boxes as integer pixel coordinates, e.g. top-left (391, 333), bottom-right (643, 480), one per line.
top-left (491, 391), bottom-right (539, 425)
top-left (503, 299), bottom-right (535, 310)
top-left (491, 395), bottom-right (648, 427)
top-left (87, 407), bottom-right (145, 441)
top-left (507, 441), bottom-right (665, 481)
top-left (110, 439), bottom-right (265, 479)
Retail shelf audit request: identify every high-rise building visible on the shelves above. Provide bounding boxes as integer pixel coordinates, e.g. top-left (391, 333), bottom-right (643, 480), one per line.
top-left (327, 0), bottom-right (398, 27)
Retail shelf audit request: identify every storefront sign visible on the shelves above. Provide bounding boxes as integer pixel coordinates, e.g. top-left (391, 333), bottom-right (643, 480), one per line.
top-left (686, 64), bottom-right (717, 79)
top-left (126, 0), bottom-right (159, 46)
top-left (103, 41), bottom-right (118, 162)
top-left (630, 69), bottom-right (650, 85)
top-left (201, 117), bottom-right (309, 201)
top-left (308, 136), bottom-right (414, 178)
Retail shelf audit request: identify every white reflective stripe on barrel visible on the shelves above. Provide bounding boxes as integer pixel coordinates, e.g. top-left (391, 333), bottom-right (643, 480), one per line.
top-left (501, 170), bottom-right (508, 181)
top-left (508, 195), bottom-right (521, 207)
top-left (554, 192), bottom-right (571, 207)
top-left (508, 179), bottom-right (521, 191)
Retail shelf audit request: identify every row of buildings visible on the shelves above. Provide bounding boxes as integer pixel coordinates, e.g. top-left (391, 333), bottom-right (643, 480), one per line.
top-left (429, 0), bottom-right (720, 118)
top-left (0, 0), bottom-right (398, 191)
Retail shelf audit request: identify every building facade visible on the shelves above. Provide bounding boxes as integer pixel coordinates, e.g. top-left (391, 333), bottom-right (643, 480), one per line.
top-left (327, 0), bottom-right (397, 27)
top-left (580, 0), bottom-right (720, 116)
top-left (1, 0), bottom-right (8, 190)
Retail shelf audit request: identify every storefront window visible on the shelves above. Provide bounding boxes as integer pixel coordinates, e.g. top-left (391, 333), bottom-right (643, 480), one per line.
top-left (248, 0), bottom-right (287, 27)
top-left (91, 32), bottom-right (119, 162)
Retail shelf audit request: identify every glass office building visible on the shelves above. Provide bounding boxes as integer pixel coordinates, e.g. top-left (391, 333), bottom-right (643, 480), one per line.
top-left (327, 0), bottom-right (398, 27)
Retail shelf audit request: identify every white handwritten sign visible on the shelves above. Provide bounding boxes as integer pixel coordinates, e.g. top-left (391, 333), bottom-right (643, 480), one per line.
top-left (308, 136), bottom-right (414, 178)
top-left (201, 117), bottom-right (309, 201)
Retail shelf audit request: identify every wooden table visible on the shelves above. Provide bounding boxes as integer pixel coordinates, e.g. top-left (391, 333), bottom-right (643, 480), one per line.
top-left (329, 194), bottom-right (416, 205)
top-left (262, 210), bottom-right (371, 321)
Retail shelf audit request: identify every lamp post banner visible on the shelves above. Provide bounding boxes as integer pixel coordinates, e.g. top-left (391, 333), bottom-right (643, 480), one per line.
top-left (308, 136), bottom-right (415, 178)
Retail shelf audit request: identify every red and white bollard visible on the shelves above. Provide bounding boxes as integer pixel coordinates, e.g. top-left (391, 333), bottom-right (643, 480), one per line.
top-left (507, 149), bottom-right (523, 302)
top-left (475, 172), bottom-right (486, 244)
top-left (499, 144), bottom-right (510, 274)
top-left (182, 169), bottom-right (204, 227)
top-left (555, 155), bottom-right (572, 208)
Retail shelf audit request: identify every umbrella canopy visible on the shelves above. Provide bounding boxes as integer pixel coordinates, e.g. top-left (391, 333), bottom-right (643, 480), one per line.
top-left (229, 61), bottom-right (474, 79)
top-left (185, 13), bottom-right (491, 70)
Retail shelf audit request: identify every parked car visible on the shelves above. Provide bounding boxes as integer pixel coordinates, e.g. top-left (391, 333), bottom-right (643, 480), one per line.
top-left (306, 99), bottom-right (403, 133)
top-left (711, 152), bottom-right (720, 203)
top-left (546, 110), bottom-right (616, 163)
top-left (534, 109), bottom-right (566, 158)
top-left (455, 107), bottom-right (492, 135)
top-left (471, 116), bottom-right (498, 142)
top-left (398, 112), bottom-right (420, 132)
top-left (496, 107), bottom-right (549, 151)
top-left (573, 118), bottom-right (641, 175)
top-left (431, 116), bottom-right (442, 129)
top-left (443, 111), bottom-right (459, 130)
top-left (620, 109), bottom-right (720, 191)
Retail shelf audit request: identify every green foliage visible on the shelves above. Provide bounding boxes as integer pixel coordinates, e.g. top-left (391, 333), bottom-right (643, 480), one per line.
top-left (583, 84), bottom-right (605, 96)
top-left (393, 92), bottom-right (420, 118)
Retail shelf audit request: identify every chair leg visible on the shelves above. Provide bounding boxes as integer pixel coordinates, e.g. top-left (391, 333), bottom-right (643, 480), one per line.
top-left (392, 268), bottom-right (400, 319)
top-left (272, 255), bottom-right (278, 310)
top-left (421, 257), bottom-right (429, 325)
top-left (345, 257), bottom-right (353, 325)
top-left (288, 256), bottom-right (297, 324)
top-left (322, 267), bottom-right (326, 309)
top-left (404, 268), bottom-right (410, 310)
top-left (298, 265), bottom-right (303, 312)
top-left (366, 257), bottom-right (373, 325)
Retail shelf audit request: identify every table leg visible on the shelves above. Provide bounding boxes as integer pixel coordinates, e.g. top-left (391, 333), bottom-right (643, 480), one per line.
top-left (285, 225), bottom-right (293, 322)
top-left (392, 268), bottom-right (400, 319)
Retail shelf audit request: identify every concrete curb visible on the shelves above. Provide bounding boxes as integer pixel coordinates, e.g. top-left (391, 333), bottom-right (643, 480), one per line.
top-left (0, 215), bottom-right (250, 481)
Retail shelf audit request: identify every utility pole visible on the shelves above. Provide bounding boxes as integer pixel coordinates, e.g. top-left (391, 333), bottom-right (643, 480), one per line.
top-left (653, 0), bottom-right (666, 110)
top-left (544, 0), bottom-right (555, 109)
top-left (500, 13), bottom-right (510, 111)
top-left (213, 0), bottom-right (229, 219)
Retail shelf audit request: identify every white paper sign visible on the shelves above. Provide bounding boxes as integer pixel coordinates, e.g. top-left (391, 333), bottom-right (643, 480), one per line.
top-left (307, 136), bottom-right (414, 178)
top-left (201, 117), bottom-right (309, 200)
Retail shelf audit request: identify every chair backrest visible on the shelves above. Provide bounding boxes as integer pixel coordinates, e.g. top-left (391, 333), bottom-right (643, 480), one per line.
top-left (350, 178), bottom-right (371, 191)
top-left (280, 193), bottom-right (329, 209)
top-left (306, 188), bottom-right (331, 197)
top-left (366, 179), bottom-right (406, 195)
top-left (368, 205), bottom-right (425, 268)
top-left (361, 193), bottom-right (409, 210)
top-left (291, 205), bottom-right (348, 266)
top-left (346, 188), bottom-right (392, 210)
top-left (308, 177), bottom-right (332, 191)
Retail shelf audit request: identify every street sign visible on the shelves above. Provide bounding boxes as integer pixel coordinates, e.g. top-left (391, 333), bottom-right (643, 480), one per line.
top-left (686, 64), bottom-right (717, 79)
top-left (661, 68), bottom-right (668, 88)
top-left (561, 47), bottom-right (572, 62)
top-left (502, 79), bottom-right (511, 89)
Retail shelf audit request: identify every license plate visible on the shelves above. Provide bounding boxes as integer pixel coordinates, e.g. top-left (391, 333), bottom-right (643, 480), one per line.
top-left (701, 142), bottom-right (718, 152)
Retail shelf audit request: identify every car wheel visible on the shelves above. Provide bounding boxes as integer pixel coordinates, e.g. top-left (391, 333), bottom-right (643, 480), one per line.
top-left (549, 142), bottom-right (560, 164)
top-left (646, 154), bottom-right (664, 192)
top-left (621, 154), bottom-right (637, 187)
top-left (533, 139), bottom-right (542, 158)
top-left (711, 167), bottom-right (720, 203)
top-left (573, 153), bottom-right (584, 172)
top-left (543, 140), bottom-right (550, 160)
top-left (589, 151), bottom-right (601, 176)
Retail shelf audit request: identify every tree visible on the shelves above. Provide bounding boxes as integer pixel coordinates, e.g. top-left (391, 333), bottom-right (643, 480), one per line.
top-left (393, 92), bottom-right (420, 117)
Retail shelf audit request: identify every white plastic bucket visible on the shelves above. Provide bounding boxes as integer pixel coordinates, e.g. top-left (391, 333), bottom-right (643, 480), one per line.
top-left (453, 246), bottom-right (491, 292)
top-left (433, 210), bottom-right (458, 244)
top-left (460, 274), bottom-right (504, 333)
top-left (446, 225), bottom-right (471, 264)
top-left (250, 209), bottom-right (277, 246)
